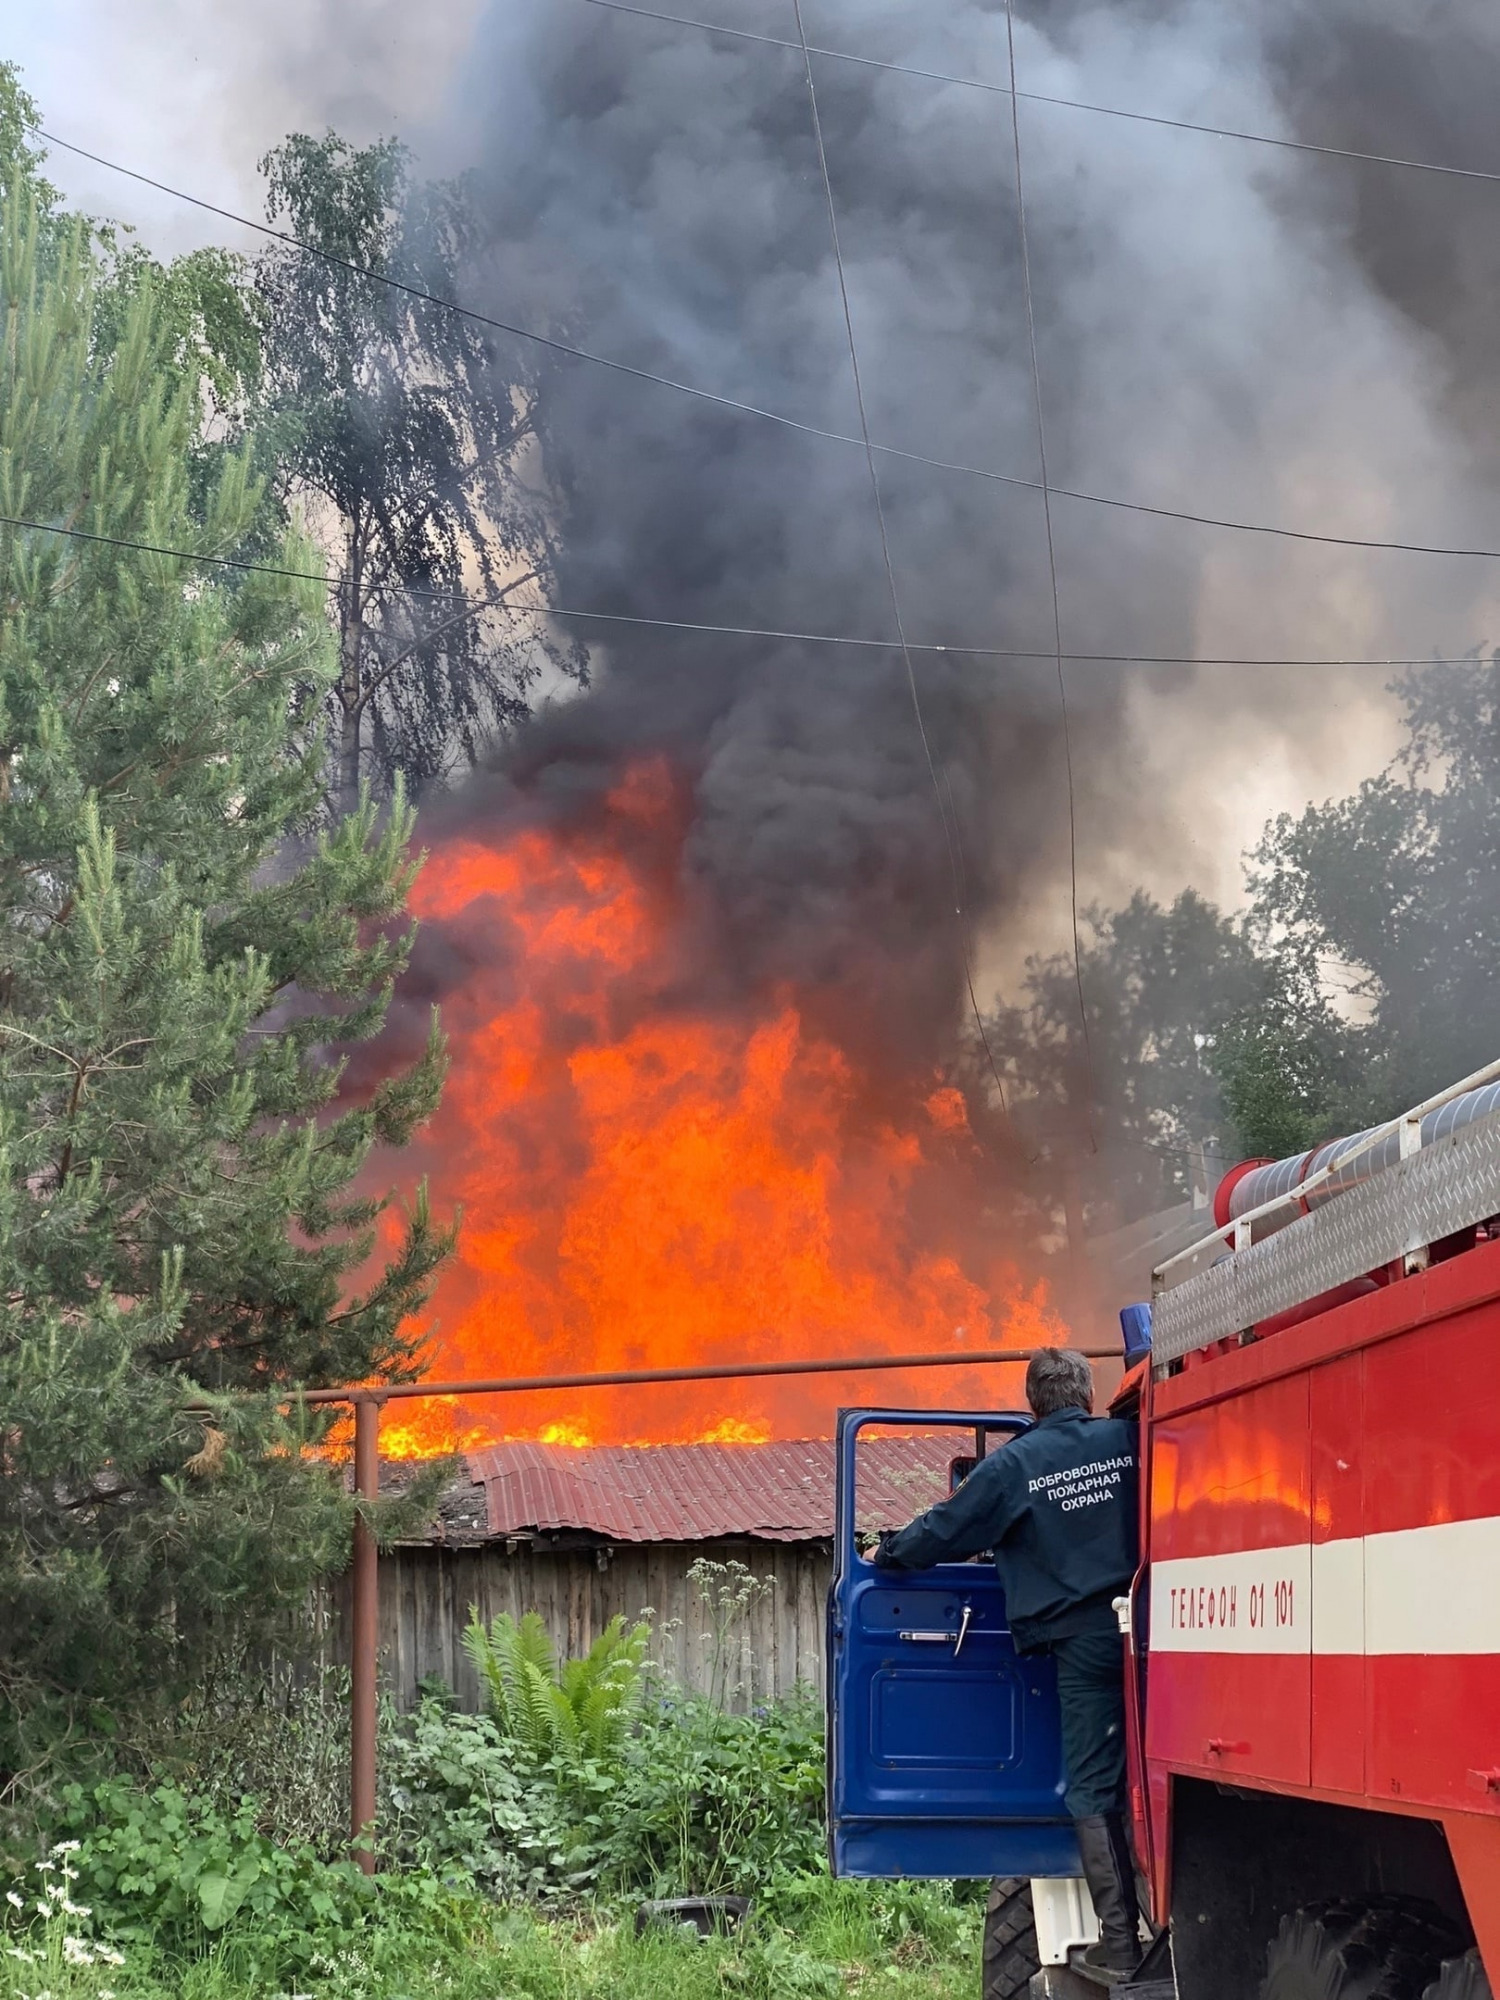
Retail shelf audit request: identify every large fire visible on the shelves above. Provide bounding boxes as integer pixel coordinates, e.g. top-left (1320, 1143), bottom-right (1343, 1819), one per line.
top-left (377, 759), bottom-right (1062, 1454)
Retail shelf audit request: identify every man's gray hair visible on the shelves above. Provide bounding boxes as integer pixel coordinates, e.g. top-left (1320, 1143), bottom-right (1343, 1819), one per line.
top-left (1025, 1348), bottom-right (1094, 1420)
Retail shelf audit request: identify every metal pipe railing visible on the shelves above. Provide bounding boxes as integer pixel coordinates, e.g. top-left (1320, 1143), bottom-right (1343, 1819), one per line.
top-left (301, 1345), bottom-right (1118, 1408)
top-left (349, 1397), bottom-right (380, 1864)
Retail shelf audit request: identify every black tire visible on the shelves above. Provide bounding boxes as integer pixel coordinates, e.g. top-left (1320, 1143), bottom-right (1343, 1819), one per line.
top-left (1263, 1898), bottom-right (1469, 2000)
top-left (1422, 1951), bottom-right (1492, 2000)
top-left (984, 1877), bottom-right (1040, 2000)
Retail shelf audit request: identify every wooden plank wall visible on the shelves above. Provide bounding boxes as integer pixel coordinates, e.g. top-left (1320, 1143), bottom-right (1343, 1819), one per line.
top-left (331, 1539), bottom-right (834, 1712)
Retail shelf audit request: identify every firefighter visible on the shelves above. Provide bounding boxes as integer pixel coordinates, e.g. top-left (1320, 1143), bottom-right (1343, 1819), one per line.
top-left (873, 1347), bottom-right (1142, 1980)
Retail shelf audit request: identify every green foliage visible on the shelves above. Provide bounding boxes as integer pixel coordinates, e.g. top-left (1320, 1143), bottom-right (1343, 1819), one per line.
top-left (0, 66), bottom-right (59, 227)
top-left (397, 1568), bottom-right (823, 1904)
top-left (993, 650), bottom-right (1500, 1212)
top-left (992, 888), bottom-right (1352, 1232)
top-left (3, 68), bottom-right (264, 438)
top-left (153, 1650), bottom-right (354, 1860)
top-left (383, 1679), bottom-right (827, 1904)
top-left (91, 244), bottom-right (266, 431)
top-left (375, 1689), bottom-right (981, 1990)
top-left (0, 1841), bottom-right (127, 1997)
top-left (254, 130), bottom-right (583, 806)
top-left (0, 1888), bottom-right (981, 2000)
top-left (1209, 998), bottom-right (1355, 1160)
top-left (0, 180), bottom-right (452, 1776)
top-left (35, 1787), bottom-right (467, 1988)
top-left (1023, 652), bottom-right (1500, 1185)
top-left (381, 1695), bottom-right (591, 1898)
top-left (59, 1781), bottom-right (367, 1960)
top-left (596, 1688), bottom-right (827, 1897)
top-left (1250, 654), bottom-right (1500, 1119)
top-left (462, 1610), bottom-right (651, 1765)
top-left (1, 1707), bottom-right (980, 2000)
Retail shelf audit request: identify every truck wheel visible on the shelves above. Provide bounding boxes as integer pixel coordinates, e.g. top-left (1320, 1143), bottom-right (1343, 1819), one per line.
top-left (1422, 1951), bottom-right (1492, 2000)
top-left (1264, 1898), bottom-right (1468, 2000)
top-left (983, 1878), bottom-right (1039, 2000)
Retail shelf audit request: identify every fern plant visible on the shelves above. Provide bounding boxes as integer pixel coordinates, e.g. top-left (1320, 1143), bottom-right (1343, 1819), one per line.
top-left (462, 1609), bottom-right (651, 1764)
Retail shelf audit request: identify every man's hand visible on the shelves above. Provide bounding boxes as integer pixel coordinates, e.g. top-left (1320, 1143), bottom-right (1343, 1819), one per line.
top-left (871, 1530), bottom-right (902, 1569)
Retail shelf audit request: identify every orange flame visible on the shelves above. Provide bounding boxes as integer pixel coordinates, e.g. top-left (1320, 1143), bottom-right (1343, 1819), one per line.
top-left (378, 759), bottom-right (1063, 1452)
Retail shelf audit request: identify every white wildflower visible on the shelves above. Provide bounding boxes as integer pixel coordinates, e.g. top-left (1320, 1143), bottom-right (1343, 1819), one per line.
top-left (7, 1945), bottom-right (40, 1963)
top-left (96, 1945), bottom-right (125, 1967)
top-left (5, 1890), bottom-right (22, 1909)
top-left (59, 1899), bottom-right (89, 1918)
top-left (62, 1937), bottom-right (93, 1966)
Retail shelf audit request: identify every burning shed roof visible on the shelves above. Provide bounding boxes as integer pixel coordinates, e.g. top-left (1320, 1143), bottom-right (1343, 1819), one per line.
top-left (462, 1435), bottom-right (958, 1544)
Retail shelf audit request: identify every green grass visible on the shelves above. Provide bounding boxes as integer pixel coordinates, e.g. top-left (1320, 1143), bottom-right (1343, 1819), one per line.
top-left (1, 1877), bottom-right (982, 2000)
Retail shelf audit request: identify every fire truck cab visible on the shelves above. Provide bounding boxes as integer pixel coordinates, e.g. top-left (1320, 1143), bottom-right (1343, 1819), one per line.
top-left (827, 1064), bottom-right (1500, 2000)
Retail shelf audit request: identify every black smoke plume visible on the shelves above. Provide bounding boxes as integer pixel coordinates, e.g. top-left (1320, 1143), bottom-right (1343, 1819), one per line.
top-left (387, 0), bottom-right (1500, 1188)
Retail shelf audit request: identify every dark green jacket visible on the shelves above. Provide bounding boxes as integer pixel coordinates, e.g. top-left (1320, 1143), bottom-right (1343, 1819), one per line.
top-left (876, 1408), bottom-right (1139, 1652)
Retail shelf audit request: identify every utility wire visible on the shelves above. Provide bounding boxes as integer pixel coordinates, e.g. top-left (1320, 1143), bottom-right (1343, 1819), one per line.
top-left (790, 0), bottom-right (1011, 1117)
top-left (1004, 0), bottom-right (1096, 1150)
top-left (576, 0), bottom-right (1500, 186)
top-left (34, 126), bottom-right (1500, 565)
top-left (3, 510), bottom-right (1492, 670)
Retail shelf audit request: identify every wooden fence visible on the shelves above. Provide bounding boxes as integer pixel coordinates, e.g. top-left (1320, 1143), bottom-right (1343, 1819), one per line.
top-left (329, 1537), bottom-right (833, 1712)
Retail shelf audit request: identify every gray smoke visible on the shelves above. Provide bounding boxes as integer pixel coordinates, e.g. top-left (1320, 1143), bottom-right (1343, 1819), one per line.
top-left (416, 0), bottom-right (1500, 1077)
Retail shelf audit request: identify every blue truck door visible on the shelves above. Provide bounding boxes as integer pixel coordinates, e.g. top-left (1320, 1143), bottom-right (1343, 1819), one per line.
top-left (827, 1408), bottom-right (1081, 1880)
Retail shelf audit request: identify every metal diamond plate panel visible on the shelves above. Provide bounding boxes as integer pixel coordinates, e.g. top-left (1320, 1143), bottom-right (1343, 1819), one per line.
top-left (1153, 1113), bottom-right (1500, 1367)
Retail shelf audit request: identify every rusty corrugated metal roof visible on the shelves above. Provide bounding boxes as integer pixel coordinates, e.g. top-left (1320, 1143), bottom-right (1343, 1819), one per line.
top-left (463, 1435), bottom-right (961, 1543)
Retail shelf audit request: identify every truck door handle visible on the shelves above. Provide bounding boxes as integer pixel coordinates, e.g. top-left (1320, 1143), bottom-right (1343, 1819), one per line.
top-left (1467, 1768), bottom-right (1500, 1795)
top-left (898, 1604), bottom-right (974, 1652)
top-left (1205, 1739), bottom-right (1251, 1758)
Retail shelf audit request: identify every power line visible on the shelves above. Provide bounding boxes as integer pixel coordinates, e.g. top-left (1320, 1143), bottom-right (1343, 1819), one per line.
top-left (1004, 0), bottom-right (1096, 1147)
top-left (790, 0), bottom-right (1012, 1119)
top-left (4, 510), bottom-right (1493, 670)
top-left (576, 0), bottom-right (1500, 187)
top-left (34, 126), bottom-right (1500, 565)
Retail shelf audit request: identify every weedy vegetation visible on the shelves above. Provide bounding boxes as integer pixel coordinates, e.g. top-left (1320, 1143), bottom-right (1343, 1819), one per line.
top-left (2, 1563), bottom-right (983, 1999)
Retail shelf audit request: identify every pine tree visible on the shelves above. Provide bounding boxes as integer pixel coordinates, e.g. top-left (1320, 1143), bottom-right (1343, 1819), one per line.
top-left (0, 157), bottom-right (451, 1759)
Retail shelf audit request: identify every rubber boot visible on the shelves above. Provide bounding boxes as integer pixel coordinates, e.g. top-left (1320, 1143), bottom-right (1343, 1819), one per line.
top-left (1075, 1814), bottom-right (1142, 1982)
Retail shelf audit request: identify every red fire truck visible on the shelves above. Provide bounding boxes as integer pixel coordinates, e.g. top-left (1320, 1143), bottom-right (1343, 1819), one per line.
top-left (826, 1062), bottom-right (1500, 2000)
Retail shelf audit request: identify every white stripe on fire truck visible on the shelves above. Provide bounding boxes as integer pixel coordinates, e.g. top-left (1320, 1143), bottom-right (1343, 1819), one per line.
top-left (1149, 1514), bottom-right (1500, 1656)
top-left (1362, 1514), bottom-right (1500, 1655)
top-left (1151, 1543), bottom-right (1311, 1654)
top-left (1311, 1537), bottom-right (1363, 1654)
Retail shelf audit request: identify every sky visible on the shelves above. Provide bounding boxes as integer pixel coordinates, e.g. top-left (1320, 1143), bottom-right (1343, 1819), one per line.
top-left (8, 0), bottom-right (1499, 977)
top-left (6, 0), bottom-right (482, 253)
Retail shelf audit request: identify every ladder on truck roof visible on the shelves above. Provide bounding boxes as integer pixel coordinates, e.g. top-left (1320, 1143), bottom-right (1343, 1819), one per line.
top-left (1150, 1056), bottom-right (1500, 1370)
